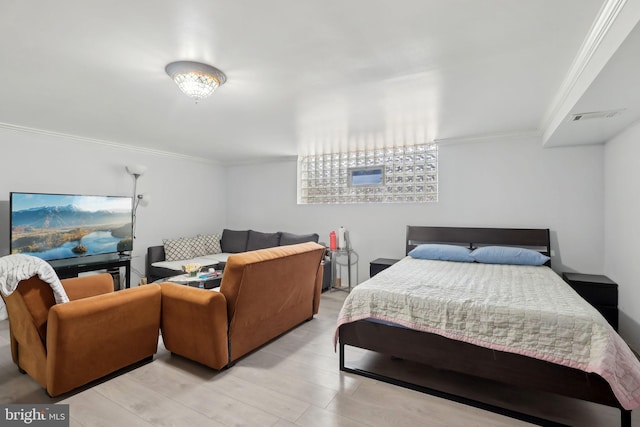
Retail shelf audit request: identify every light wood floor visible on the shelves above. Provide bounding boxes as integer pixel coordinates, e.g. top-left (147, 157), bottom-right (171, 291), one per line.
top-left (0, 291), bottom-right (637, 426)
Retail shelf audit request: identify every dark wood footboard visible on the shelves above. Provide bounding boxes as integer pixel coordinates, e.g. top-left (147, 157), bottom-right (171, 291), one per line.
top-left (339, 320), bottom-right (630, 426)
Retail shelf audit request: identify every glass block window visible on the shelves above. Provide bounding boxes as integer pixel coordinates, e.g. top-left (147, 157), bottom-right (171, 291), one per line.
top-left (298, 144), bottom-right (438, 204)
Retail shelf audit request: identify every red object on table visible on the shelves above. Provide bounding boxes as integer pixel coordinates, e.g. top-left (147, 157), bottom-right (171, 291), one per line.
top-left (329, 231), bottom-right (337, 250)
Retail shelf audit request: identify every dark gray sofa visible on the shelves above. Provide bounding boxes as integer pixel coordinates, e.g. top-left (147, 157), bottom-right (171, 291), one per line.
top-left (146, 229), bottom-right (332, 291)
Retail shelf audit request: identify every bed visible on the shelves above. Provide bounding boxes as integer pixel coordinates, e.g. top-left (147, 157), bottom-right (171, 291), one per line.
top-left (336, 226), bottom-right (640, 427)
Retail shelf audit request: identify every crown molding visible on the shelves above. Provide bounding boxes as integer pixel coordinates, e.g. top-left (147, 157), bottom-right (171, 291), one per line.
top-left (0, 121), bottom-right (217, 165)
top-left (224, 154), bottom-right (298, 167)
top-left (541, 0), bottom-right (637, 144)
top-left (433, 130), bottom-right (540, 146)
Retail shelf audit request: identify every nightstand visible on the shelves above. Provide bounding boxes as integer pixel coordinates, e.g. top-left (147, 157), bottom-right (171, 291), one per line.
top-left (562, 272), bottom-right (618, 331)
top-left (370, 258), bottom-right (400, 278)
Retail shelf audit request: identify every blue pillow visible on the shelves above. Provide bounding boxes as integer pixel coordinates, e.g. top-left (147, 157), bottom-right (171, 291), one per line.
top-left (470, 246), bottom-right (550, 266)
top-left (409, 244), bottom-right (474, 263)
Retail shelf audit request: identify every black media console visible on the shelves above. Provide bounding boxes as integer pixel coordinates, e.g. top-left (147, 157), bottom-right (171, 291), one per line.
top-left (50, 255), bottom-right (131, 290)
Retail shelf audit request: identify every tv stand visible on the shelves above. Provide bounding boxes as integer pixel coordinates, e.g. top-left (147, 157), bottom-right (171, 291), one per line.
top-left (50, 255), bottom-right (131, 289)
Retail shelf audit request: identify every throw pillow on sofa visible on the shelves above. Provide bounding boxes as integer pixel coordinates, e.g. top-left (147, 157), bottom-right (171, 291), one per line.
top-left (201, 234), bottom-right (222, 254)
top-left (163, 238), bottom-right (193, 261)
top-left (221, 229), bottom-right (249, 253)
top-left (189, 236), bottom-right (208, 257)
top-left (188, 234), bottom-right (222, 256)
top-left (247, 230), bottom-right (281, 251)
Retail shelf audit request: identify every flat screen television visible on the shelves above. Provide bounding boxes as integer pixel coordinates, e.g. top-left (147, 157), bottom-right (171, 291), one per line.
top-left (10, 192), bottom-right (133, 261)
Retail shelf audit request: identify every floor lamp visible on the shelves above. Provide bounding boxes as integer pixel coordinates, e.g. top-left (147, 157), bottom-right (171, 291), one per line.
top-left (126, 165), bottom-right (148, 239)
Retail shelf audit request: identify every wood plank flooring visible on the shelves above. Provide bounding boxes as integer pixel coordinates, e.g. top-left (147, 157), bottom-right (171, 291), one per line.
top-left (0, 291), bottom-right (637, 426)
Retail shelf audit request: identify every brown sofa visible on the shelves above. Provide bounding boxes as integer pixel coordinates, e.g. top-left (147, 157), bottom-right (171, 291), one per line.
top-left (160, 242), bottom-right (325, 369)
top-left (1, 273), bottom-right (161, 396)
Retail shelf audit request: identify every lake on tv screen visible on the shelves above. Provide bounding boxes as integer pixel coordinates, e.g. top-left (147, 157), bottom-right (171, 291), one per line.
top-left (22, 231), bottom-right (123, 261)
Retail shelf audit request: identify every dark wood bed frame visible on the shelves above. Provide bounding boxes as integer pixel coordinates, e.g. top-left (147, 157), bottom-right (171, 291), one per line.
top-left (338, 226), bottom-right (632, 427)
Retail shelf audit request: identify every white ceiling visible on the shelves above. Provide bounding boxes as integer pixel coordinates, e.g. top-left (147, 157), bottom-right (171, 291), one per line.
top-left (1, 0), bottom-right (638, 163)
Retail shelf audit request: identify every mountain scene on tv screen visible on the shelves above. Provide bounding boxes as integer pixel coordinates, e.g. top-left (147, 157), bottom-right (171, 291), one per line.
top-left (11, 204), bottom-right (133, 260)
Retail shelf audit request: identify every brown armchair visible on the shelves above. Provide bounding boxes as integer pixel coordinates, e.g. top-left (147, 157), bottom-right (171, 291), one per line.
top-left (1, 273), bottom-right (161, 397)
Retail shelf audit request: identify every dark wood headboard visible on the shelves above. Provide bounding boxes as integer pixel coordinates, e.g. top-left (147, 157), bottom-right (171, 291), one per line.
top-left (405, 226), bottom-right (551, 258)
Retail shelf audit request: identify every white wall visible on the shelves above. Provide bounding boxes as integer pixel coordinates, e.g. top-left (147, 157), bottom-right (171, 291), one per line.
top-left (225, 136), bottom-right (605, 284)
top-left (0, 126), bottom-right (226, 285)
top-left (604, 121), bottom-right (640, 351)
top-left (0, 127), bottom-right (613, 340)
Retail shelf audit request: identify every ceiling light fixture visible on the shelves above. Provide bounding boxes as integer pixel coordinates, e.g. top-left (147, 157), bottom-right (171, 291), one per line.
top-left (165, 61), bottom-right (227, 102)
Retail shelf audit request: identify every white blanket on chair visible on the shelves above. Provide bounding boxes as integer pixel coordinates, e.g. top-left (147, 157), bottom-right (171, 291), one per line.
top-left (0, 254), bottom-right (69, 304)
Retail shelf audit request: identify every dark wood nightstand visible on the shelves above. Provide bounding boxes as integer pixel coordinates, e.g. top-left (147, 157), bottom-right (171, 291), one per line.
top-left (370, 258), bottom-right (400, 278)
top-left (562, 272), bottom-right (618, 331)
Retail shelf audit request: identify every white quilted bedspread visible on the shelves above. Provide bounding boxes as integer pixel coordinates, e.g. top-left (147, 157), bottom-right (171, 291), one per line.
top-left (335, 257), bottom-right (640, 410)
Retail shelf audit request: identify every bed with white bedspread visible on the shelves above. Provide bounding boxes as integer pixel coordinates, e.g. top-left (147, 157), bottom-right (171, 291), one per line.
top-left (336, 257), bottom-right (640, 410)
top-left (336, 226), bottom-right (640, 427)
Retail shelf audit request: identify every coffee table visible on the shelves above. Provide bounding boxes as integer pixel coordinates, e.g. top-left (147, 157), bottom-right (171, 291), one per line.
top-left (156, 271), bottom-right (222, 289)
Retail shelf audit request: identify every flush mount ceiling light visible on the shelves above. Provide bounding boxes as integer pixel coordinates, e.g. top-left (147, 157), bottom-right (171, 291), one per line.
top-left (165, 61), bottom-right (227, 102)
